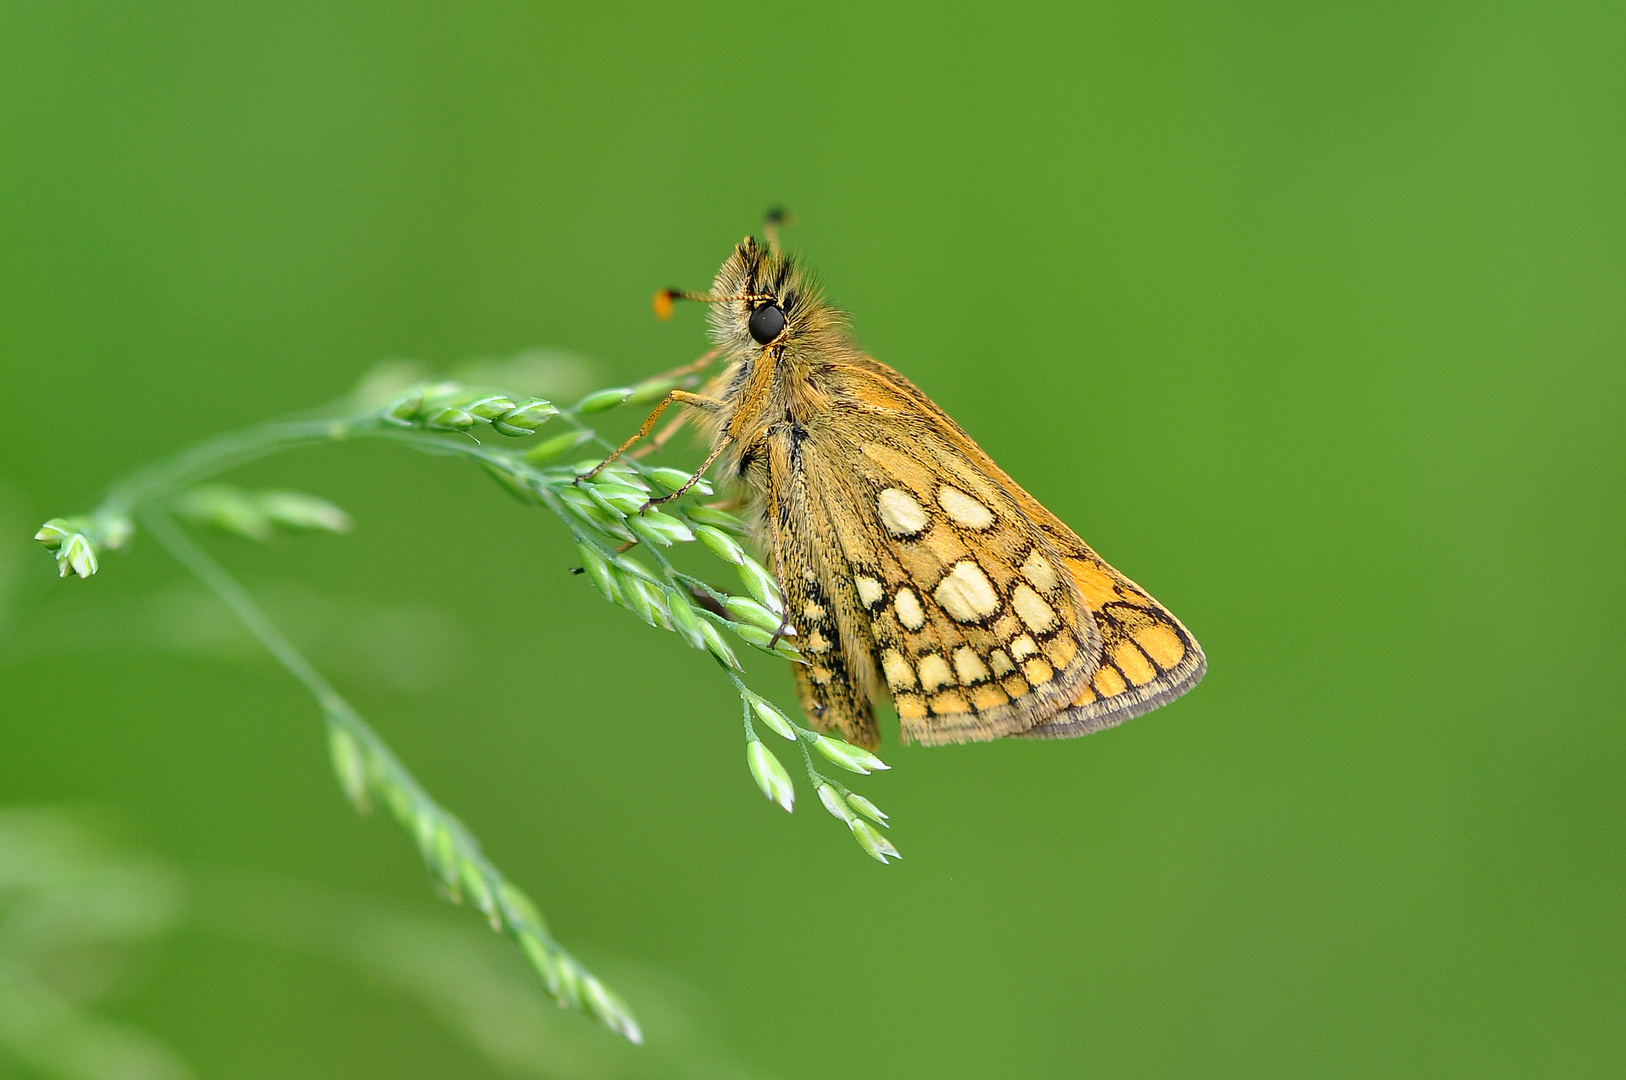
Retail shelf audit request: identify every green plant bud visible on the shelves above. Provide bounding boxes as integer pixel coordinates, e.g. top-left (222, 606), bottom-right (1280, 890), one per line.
top-left (575, 543), bottom-right (620, 603)
top-left (554, 955), bottom-right (583, 1009)
top-left (817, 783), bottom-right (856, 824)
top-left (594, 462), bottom-right (650, 490)
top-left (60, 533), bottom-right (98, 578)
top-left (625, 375), bottom-right (683, 406)
top-left (695, 524), bottom-right (746, 564)
top-left (431, 823), bottom-right (460, 892)
top-left (458, 860), bottom-right (498, 927)
top-left (497, 882), bottom-right (547, 934)
top-left (517, 932), bottom-right (561, 996)
top-left (850, 818), bottom-right (901, 864)
top-left (492, 399), bottom-right (558, 436)
top-left (627, 510), bottom-right (693, 547)
top-left (845, 793), bottom-right (889, 825)
top-left (618, 575), bottom-right (658, 627)
top-left (747, 740), bottom-right (795, 812)
top-left (174, 485), bottom-right (273, 541)
top-left (466, 395), bottom-right (517, 420)
top-left (426, 406), bottom-right (476, 431)
top-left (34, 519), bottom-right (72, 549)
top-left (259, 491), bottom-right (352, 533)
top-left (723, 594), bottom-right (783, 631)
top-left (748, 695), bottom-right (798, 740)
top-left (524, 427), bottom-right (595, 463)
top-left (384, 389), bottom-right (426, 424)
top-left (581, 975), bottom-right (642, 1045)
top-left (736, 556), bottom-right (783, 613)
top-left (728, 620), bottom-right (802, 660)
top-left (383, 783), bottom-right (414, 827)
top-left (587, 482), bottom-right (648, 515)
top-left (813, 734), bottom-right (891, 775)
top-left (558, 487), bottom-right (634, 541)
top-left (686, 505), bottom-right (751, 533)
top-left (573, 386), bottom-right (634, 414)
top-left (326, 723), bottom-right (370, 812)
top-left (665, 588), bottom-right (706, 649)
top-left (698, 618), bottom-right (743, 670)
top-left (645, 466), bottom-right (713, 497)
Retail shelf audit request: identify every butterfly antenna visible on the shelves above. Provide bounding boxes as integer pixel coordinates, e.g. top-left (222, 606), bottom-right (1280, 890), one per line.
top-left (652, 288), bottom-right (775, 320)
top-left (763, 206), bottom-right (793, 257)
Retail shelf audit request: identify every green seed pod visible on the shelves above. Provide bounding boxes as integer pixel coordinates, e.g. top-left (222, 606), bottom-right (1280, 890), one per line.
top-left (665, 588), bottom-right (706, 649)
top-left (817, 783), bottom-right (856, 824)
top-left (850, 818), bottom-right (901, 863)
top-left (813, 734), bottom-right (890, 775)
top-left (723, 594), bottom-right (782, 631)
top-left (259, 491), bottom-right (352, 533)
top-left (384, 389), bottom-right (425, 424)
top-left (326, 723), bottom-right (370, 812)
top-left (493, 399), bottom-right (558, 436)
top-left (736, 556), bottom-right (783, 613)
top-left (467, 395), bottom-right (517, 420)
top-left (697, 618), bottom-right (743, 670)
top-left (573, 386), bottom-right (634, 414)
top-left (728, 620), bottom-right (802, 660)
top-left (524, 428), bottom-right (595, 464)
top-left (575, 543), bottom-right (620, 603)
top-left (695, 524), bottom-right (746, 565)
top-left (517, 933), bottom-right (563, 998)
top-left (34, 518), bottom-right (73, 549)
top-left (845, 793), bottom-right (889, 825)
top-left (748, 696), bottom-right (798, 740)
top-left (588, 482), bottom-right (649, 514)
top-left (427, 407), bottom-right (476, 431)
top-left (628, 510), bottom-right (693, 547)
top-left (747, 740), bottom-right (796, 812)
top-left (686, 505), bottom-right (751, 533)
top-left (625, 375), bottom-right (683, 406)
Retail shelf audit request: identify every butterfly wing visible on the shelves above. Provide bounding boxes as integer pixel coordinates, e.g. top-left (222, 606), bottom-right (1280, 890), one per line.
top-left (763, 359), bottom-right (1105, 746)
top-left (1014, 549), bottom-right (1206, 738)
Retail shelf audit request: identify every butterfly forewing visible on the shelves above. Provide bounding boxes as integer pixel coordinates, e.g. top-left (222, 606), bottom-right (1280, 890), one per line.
top-left (768, 362), bottom-right (1105, 745)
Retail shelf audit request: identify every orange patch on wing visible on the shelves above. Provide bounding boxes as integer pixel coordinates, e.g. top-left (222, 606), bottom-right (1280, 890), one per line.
top-left (895, 694), bottom-right (928, 720)
top-left (1134, 623), bottom-right (1186, 668)
top-left (1092, 665), bottom-right (1127, 697)
top-left (1113, 642), bottom-right (1158, 686)
top-left (1068, 558), bottom-right (1118, 607)
top-left (970, 684), bottom-right (1010, 710)
top-left (929, 690), bottom-right (970, 715)
top-left (1070, 685), bottom-right (1097, 706)
top-left (1001, 674), bottom-right (1029, 698)
top-left (1021, 657), bottom-right (1054, 686)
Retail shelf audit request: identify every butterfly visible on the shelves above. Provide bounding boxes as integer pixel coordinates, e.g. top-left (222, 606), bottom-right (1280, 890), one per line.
top-left (594, 214), bottom-right (1204, 749)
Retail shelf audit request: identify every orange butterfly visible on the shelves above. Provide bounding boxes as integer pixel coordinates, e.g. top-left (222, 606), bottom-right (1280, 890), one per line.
top-left (594, 215), bottom-right (1204, 749)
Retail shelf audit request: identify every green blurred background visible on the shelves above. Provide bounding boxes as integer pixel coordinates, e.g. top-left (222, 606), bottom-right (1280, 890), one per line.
top-left (2, 2), bottom-right (1622, 1076)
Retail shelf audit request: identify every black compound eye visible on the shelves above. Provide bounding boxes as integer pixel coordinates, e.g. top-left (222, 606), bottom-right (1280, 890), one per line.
top-left (747, 303), bottom-right (786, 345)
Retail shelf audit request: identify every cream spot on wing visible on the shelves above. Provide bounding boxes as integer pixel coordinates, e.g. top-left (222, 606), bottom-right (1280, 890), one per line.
top-left (855, 575), bottom-right (885, 609)
top-left (933, 560), bottom-right (1000, 624)
top-left (877, 487), bottom-right (930, 537)
top-left (990, 649), bottom-right (1015, 676)
top-left (881, 648), bottom-right (916, 690)
top-left (894, 587), bottom-right (926, 630)
top-left (918, 653), bottom-right (954, 692)
top-left (953, 646), bottom-right (990, 685)
top-left (1020, 550), bottom-right (1059, 594)
top-left (1011, 584), bottom-right (1057, 634)
top-left (806, 629), bottom-right (831, 654)
top-left (1010, 634), bottom-right (1039, 661)
top-left (937, 485), bottom-right (994, 530)
top-left (802, 600), bottom-right (825, 621)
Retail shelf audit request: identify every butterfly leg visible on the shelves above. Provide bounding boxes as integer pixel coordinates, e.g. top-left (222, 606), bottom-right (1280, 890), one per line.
top-left (637, 434), bottom-right (734, 511)
top-left (576, 389), bottom-right (724, 482)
